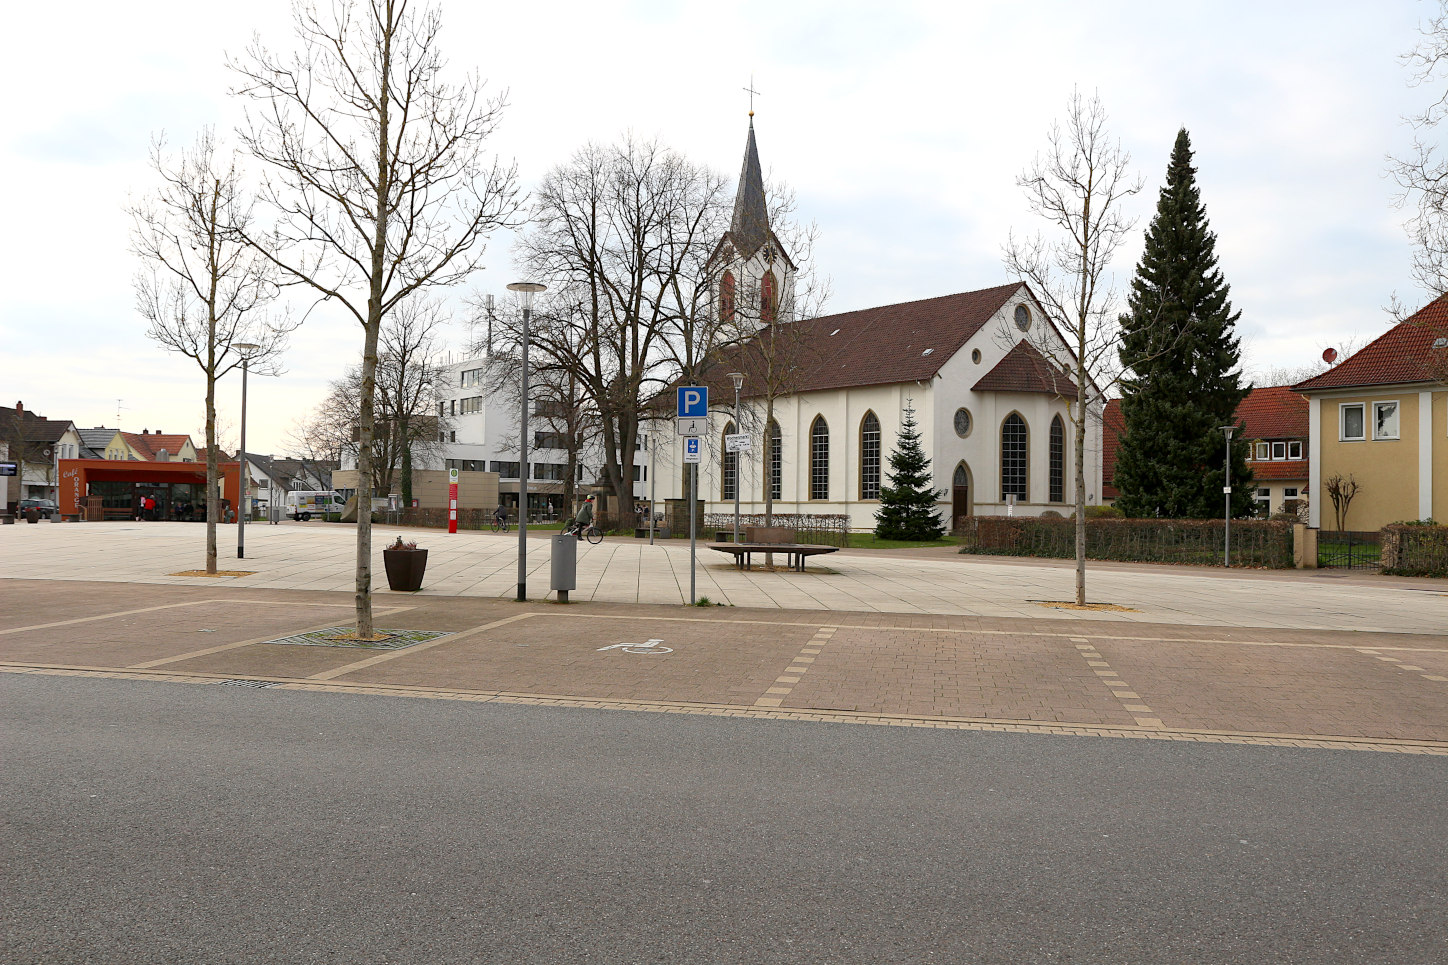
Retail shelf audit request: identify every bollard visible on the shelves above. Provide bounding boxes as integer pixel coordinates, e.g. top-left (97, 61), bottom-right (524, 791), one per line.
top-left (551, 534), bottom-right (577, 603)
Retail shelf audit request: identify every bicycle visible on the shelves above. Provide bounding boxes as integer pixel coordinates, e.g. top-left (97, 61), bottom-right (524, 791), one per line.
top-left (562, 520), bottom-right (605, 544)
top-left (490, 516), bottom-right (509, 533)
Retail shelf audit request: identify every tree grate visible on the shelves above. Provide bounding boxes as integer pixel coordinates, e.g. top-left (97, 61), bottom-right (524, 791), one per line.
top-left (259, 627), bottom-right (451, 650)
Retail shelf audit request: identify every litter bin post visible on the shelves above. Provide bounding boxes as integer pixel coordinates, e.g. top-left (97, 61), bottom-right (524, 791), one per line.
top-left (550, 534), bottom-right (577, 603)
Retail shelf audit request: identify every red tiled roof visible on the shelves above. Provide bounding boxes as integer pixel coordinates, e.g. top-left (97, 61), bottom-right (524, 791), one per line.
top-left (1234, 386), bottom-right (1308, 440)
top-left (681, 284), bottom-right (1027, 402)
top-left (971, 340), bottom-right (1079, 396)
top-left (122, 432), bottom-right (194, 461)
top-left (1245, 459), bottom-right (1308, 481)
top-left (1293, 295), bottom-right (1448, 392)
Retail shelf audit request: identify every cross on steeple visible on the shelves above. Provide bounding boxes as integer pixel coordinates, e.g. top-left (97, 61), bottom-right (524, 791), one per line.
top-left (743, 76), bottom-right (761, 117)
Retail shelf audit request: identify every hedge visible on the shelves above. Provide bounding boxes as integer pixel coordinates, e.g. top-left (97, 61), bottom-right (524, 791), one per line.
top-left (1381, 524), bottom-right (1448, 577)
top-left (957, 515), bottom-right (1294, 568)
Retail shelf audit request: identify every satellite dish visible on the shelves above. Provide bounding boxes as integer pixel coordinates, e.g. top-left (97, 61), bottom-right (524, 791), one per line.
top-left (1322, 347), bottom-right (1338, 365)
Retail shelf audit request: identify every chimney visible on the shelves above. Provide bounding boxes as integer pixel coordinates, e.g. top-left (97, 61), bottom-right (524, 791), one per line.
top-left (15, 402), bottom-right (22, 415)
top-left (142, 429), bottom-right (149, 435)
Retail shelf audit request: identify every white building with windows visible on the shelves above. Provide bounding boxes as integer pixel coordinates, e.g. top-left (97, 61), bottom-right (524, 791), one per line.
top-left (650, 119), bottom-right (1103, 530)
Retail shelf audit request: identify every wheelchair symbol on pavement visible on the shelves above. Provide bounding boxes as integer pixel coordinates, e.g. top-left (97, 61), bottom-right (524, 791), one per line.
top-left (597, 639), bottom-right (673, 654)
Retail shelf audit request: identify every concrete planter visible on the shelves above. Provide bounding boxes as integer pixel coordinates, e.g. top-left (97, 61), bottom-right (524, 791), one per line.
top-left (383, 547), bottom-right (428, 591)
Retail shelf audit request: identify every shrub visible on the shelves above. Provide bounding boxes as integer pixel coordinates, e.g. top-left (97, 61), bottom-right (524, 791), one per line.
top-left (1381, 523), bottom-right (1448, 577)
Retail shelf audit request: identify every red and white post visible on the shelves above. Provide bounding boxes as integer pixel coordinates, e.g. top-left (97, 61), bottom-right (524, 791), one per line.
top-left (447, 467), bottom-right (459, 535)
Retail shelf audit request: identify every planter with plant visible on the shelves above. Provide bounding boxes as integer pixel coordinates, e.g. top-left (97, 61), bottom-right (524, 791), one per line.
top-left (382, 536), bottom-right (428, 592)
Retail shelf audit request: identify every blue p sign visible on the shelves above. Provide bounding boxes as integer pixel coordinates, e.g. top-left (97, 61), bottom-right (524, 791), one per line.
top-left (677, 385), bottom-right (708, 418)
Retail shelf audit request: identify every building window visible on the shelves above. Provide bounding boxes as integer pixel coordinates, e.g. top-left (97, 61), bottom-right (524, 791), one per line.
top-left (1340, 403), bottom-right (1365, 441)
top-left (489, 461), bottom-right (520, 479)
top-left (1255, 487), bottom-right (1272, 516)
top-left (810, 416), bottom-right (829, 500)
top-left (1284, 487), bottom-right (1299, 498)
top-left (1255, 442), bottom-right (1269, 460)
top-left (1000, 413), bottom-right (1027, 500)
top-left (437, 402), bottom-right (444, 417)
top-left (953, 408), bottom-right (972, 438)
top-left (768, 420), bottom-right (781, 501)
top-left (860, 412), bottom-right (881, 500)
top-left (534, 431), bottom-right (567, 450)
top-left (450, 399), bottom-right (457, 416)
top-left (1271, 441), bottom-right (1286, 460)
top-left (1049, 415), bottom-right (1065, 503)
top-left (1288, 441), bottom-right (1303, 460)
top-left (460, 368), bottom-right (484, 388)
top-left (722, 421), bottom-right (737, 501)
top-left (449, 431), bottom-right (456, 442)
top-left (459, 396), bottom-right (483, 415)
top-left (1373, 401), bottom-right (1399, 440)
top-left (761, 271), bottom-right (777, 324)
top-left (720, 271), bottom-right (736, 324)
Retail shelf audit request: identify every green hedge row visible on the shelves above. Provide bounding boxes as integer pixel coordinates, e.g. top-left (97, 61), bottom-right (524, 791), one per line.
top-left (958, 516), bottom-right (1294, 568)
top-left (1381, 524), bottom-right (1448, 577)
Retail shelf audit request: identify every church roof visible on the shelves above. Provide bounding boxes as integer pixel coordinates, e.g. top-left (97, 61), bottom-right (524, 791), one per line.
top-left (729, 119), bottom-right (770, 260)
top-left (971, 340), bottom-right (1079, 396)
top-left (674, 283), bottom-right (1025, 403)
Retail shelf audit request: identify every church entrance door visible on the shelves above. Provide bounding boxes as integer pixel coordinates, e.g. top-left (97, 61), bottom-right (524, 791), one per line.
top-left (952, 463), bottom-right (971, 528)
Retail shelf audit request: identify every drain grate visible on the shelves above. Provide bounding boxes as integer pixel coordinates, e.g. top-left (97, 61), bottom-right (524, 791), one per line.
top-left (218, 678), bottom-right (281, 688)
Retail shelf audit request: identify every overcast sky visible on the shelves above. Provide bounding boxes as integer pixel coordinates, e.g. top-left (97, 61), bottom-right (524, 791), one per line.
top-left (0, 0), bottom-right (1438, 455)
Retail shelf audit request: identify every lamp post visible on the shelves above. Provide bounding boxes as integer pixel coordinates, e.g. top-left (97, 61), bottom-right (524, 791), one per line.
top-left (728, 372), bottom-right (744, 544)
top-left (507, 281), bottom-right (546, 601)
top-left (234, 343), bottom-right (260, 558)
top-left (1220, 425), bottom-right (1235, 567)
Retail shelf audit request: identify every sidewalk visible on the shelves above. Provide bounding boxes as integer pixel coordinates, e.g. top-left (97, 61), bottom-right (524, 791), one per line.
top-left (2, 519), bottom-right (1445, 633)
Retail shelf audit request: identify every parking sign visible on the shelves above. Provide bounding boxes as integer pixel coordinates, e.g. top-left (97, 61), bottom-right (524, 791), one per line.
top-left (683, 438), bottom-right (701, 463)
top-left (677, 385), bottom-right (708, 419)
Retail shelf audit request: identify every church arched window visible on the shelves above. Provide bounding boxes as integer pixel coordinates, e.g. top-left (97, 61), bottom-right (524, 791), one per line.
top-left (1001, 413), bottom-right (1028, 501)
top-left (1049, 415), bottom-right (1065, 503)
top-left (860, 411), bottom-right (881, 499)
top-left (810, 415), bottom-right (829, 500)
top-left (721, 421), bottom-right (737, 501)
top-left (767, 419), bottom-right (782, 501)
top-left (761, 271), bottom-right (777, 324)
top-left (720, 271), bottom-right (736, 325)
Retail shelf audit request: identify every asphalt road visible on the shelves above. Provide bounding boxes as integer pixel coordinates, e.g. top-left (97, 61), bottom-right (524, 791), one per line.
top-left (3, 675), bottom-right (1445, 965)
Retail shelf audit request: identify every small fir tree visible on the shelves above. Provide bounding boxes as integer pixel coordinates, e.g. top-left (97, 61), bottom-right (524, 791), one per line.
top-left (874, 402), bottom-right (945, 540)
top-left (1115, 129), bottom-right (1254, 518)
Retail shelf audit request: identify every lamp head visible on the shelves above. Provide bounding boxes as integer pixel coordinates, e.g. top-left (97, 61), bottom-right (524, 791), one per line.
top-left (728, 371), bottom-right (745, 391)
top-left (507, 281), bottom-right (547, 311)
top-left (1219, 425), bottom-right (1235, 441)
top-left (234, 342), bottom-right (260, 357)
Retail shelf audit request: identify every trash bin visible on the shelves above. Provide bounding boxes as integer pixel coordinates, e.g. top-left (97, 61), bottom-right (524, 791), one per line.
top-left (551, 534), bottom-right (577, 603)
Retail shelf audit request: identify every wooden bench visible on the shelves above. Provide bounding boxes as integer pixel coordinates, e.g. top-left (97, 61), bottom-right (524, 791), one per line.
top-left (706, 526), bottom-right (840, 572)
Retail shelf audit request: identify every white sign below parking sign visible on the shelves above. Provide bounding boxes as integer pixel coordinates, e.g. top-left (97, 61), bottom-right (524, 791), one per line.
top-left (683, 438), bottom-right (701, 463)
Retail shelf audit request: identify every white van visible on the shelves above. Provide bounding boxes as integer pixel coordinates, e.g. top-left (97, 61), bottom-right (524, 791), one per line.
top-left (284, 490), bottom-right (344, 521)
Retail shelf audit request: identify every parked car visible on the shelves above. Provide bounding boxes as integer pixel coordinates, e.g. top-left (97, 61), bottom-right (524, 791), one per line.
top-left (17, 498), bottom-right (58, 519)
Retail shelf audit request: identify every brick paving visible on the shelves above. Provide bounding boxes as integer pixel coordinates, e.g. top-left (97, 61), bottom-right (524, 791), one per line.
top-left (3, 578), bottom-right (1447, 752)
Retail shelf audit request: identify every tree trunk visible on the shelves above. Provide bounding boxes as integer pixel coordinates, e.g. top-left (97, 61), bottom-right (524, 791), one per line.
top-left (204, 367), bottom-right (218, 575)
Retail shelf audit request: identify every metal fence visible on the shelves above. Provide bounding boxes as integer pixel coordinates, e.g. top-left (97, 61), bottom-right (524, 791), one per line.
top-left (958, 516), bottom-right (1295, 568)
top-left (1317, 530), bottom-right (1382, 570)
top-left (702, 513), bottom-right (852, 547)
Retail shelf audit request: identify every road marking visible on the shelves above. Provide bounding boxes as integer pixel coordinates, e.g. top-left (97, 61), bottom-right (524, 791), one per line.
top-left (6, 662), bottom-right (1446, 755)
top-left (1357, 647), bottom-right (1448, 687)
top-left (309, 613), bottom-right (534, 681)
top-left (597, 639), bottom-right (673, 654)
top-left (0, 598), bottom-right (360, 637)
top-left (756, 627), bottom-right (836, 708)
top-left (1075, 642), bottom-right (1163, 729)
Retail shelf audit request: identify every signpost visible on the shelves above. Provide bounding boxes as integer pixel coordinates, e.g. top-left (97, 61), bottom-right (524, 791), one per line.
top-left (447, 467), bottom-right (459, 535)
top-left (677, 386), bottom-right (706, 605)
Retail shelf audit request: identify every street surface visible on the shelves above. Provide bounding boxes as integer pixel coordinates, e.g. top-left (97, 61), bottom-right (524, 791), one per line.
top-left (4, 673), bottom-right (1445, 965)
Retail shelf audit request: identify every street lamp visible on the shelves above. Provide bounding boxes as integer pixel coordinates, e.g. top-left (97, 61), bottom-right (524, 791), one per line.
top-left (728, 371), bottom-right (744, 544)
top-left (235, 342), bottom-right (260, 559)
top-left (1220, 424), bottom-right (1235, 567)
top-left (507, 281), bottom-right (546, 601)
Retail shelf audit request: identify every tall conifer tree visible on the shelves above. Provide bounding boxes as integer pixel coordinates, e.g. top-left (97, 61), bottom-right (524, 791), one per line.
top-left (1115, 129), bottom-right (1254, 518)
top-left (874, 401), bottom-right (945, 540)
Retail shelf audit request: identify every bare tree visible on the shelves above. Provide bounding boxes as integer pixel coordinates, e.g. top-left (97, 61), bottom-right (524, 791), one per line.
top-left (1392, 1), bottom-right (1448, 297)
top-left (1003, 89), bottom-right (1145, 605)
top-left (230, 0), bottom-right (521, 635)
top-left (1324, 472), bottom-right (1362, 530)
top-left (514, 136), bottom-right (730, 529)
top-left (129, 128), bottom-right (291, 574)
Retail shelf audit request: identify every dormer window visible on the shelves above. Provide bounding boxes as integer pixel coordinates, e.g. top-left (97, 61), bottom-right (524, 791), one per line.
top-left (1288, 441), bottom-right (1302, 460)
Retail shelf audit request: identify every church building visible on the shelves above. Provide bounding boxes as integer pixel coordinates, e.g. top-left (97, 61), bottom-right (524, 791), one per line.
top-left (651, 117), bottom-right (1105, 531)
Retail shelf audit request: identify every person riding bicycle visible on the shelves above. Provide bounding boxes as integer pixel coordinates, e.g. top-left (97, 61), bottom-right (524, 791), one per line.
top-left (571, 495), bottom-right (595, 540)
top-left (493, 503), bottom-right (508, 528)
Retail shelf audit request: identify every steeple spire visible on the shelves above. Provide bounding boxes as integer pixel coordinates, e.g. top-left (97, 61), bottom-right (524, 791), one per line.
top-left (730, 116), bottom-right (769, 259)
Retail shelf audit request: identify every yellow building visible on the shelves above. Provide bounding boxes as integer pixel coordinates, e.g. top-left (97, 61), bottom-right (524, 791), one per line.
top-left (1295, 298), bottom-right (1448, 530)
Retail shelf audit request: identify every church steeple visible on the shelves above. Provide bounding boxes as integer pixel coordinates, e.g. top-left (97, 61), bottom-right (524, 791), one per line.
top-left (730, 118), bottom-right (770, 261)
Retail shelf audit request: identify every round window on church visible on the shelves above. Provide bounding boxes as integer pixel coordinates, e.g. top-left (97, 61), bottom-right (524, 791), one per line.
top-left (1014, 304), bottom-right (1032, 331)
top-left (953, 408), bottom-right (973, 438)
top-left (971, 348), bottom-right (981, 364)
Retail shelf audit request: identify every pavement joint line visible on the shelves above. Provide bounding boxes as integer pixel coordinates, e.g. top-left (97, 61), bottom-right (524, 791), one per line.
top-left (0, 598), bottom-right (366, 637)
top-left (1074, 643), bottom-right (1164, 730)
top-left (5, 661), bottom-right (1446, 755)
top-left (755, 626), bottom-right (834, 708)
top-left (307, 612), bottom-right (536, 681)
top-left (128, 606), bottom-right (416, 670)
